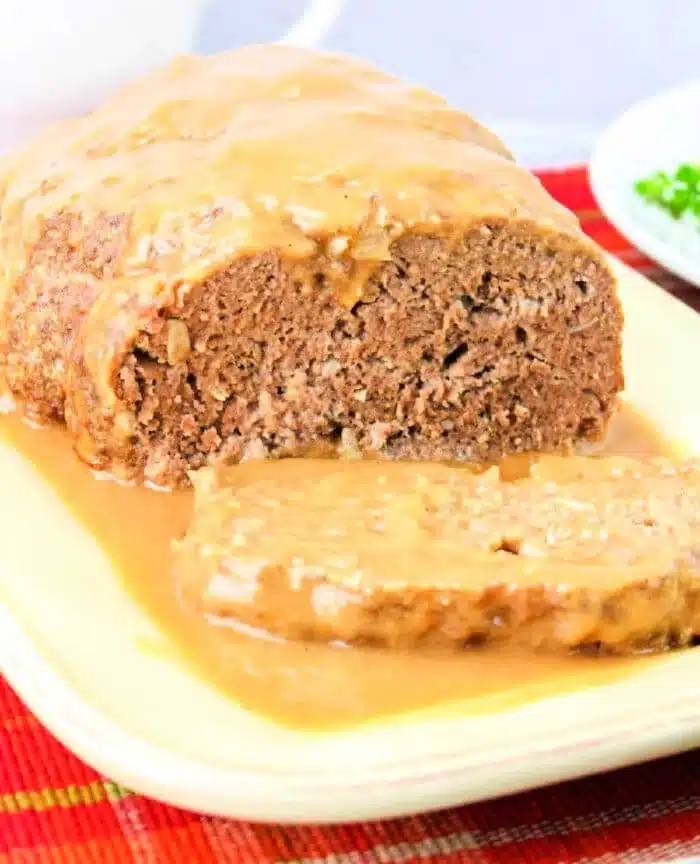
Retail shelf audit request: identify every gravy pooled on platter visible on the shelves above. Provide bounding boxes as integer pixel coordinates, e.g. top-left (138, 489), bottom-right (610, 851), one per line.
top-left (0, 403), bottom-right (684, 729)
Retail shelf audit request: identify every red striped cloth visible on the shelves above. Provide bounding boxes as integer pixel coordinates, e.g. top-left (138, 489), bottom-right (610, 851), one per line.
top-left (1, 166), bottom-right (699, 864)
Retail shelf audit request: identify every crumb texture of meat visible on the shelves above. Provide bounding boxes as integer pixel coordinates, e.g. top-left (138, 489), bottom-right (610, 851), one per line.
top-left (0, 44), bottom-right (622, 486)
top-left (175, 457), bottom-right (700, 654)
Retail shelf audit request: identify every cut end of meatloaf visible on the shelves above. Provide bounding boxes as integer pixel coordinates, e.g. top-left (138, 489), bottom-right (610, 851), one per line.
top-left (0, 44), bottom-right (623, 486)
top-left (174, 456), bottom-right (700, 654)
top-left (113, 223), bottom-right (621, 487)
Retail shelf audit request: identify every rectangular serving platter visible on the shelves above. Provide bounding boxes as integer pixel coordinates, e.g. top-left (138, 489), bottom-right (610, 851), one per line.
top-left (0, 259), bottom-right (698, 824)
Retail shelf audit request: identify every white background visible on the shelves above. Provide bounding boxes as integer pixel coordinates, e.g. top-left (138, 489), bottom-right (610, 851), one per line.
top-left (0, 0), bottom-right (697, 167)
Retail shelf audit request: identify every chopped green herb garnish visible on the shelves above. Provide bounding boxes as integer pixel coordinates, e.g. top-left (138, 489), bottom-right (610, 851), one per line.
top-left (634, 162), bottom-right (700, 223)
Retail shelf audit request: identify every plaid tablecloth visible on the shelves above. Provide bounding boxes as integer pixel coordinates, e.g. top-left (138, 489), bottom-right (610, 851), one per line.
top-left (2, 166), bottom-right (700, 863)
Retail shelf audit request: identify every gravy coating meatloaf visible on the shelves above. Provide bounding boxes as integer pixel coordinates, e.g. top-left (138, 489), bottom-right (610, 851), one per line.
top-left (176, 457), bottom-right (700, 653)
top-left (0, 45), bottom-right (622, 487)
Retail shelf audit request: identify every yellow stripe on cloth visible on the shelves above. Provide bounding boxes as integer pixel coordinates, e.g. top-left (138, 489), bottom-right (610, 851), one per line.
top-left (0, 780), bottom-right (130, 812)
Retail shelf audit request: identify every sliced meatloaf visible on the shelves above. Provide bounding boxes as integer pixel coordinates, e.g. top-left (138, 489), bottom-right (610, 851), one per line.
top-left (175, 457), bottom-right (700, 653)
top-left (0, 45), bottom-right (622, 487)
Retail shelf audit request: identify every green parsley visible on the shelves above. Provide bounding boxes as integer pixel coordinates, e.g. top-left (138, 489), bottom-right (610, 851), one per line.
top-left (634, 162), bottom-right (700, 222)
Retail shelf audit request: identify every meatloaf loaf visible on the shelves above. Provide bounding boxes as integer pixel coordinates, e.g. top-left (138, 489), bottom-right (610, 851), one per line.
top-left (0, 45), bottom-right (623, 487)
top-left (175, 457), bottom-right (700, 653)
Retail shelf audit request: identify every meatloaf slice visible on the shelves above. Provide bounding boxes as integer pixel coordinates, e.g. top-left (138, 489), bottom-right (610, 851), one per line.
top-left (175, 457), bottom-right (700, 653)
top-left (0, 44), bottom-right (622, 487)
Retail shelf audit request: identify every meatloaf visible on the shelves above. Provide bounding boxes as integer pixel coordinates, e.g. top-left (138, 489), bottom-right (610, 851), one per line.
top-left (175, 457), bottom-right (700, 653)
top-left (0, 45), bottom-right (622, 487)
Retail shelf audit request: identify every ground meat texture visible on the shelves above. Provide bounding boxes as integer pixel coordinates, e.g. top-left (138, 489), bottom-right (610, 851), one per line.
top-left (0, 44), bottom-right (622, 487)
top-left (175, 457), bottom-right (700, 654)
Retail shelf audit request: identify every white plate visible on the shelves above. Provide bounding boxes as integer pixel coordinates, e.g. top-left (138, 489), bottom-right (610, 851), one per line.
top-left (0, 261), bottom-right (699, 824)
top-left (590, 81), bottom-right (700, 287)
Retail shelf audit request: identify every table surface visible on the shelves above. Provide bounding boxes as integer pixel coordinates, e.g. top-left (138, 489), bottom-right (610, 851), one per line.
top-left (1, 166), bottom-right (699, 863)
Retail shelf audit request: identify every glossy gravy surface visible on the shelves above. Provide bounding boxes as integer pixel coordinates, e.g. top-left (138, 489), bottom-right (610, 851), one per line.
top-left (0, 404), bottom-right (674, 730)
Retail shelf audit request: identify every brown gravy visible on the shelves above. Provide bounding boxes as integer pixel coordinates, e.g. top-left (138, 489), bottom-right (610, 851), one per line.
top-left (0, 404), bottom-right (676, 730)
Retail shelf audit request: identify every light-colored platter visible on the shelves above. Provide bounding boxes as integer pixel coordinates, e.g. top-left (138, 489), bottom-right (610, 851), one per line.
top-left (0, 259), bottom-right (698, 824)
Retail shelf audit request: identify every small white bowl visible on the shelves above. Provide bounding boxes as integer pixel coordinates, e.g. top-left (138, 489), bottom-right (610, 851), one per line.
top-left (590, 81), bottom-right (700, 288)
